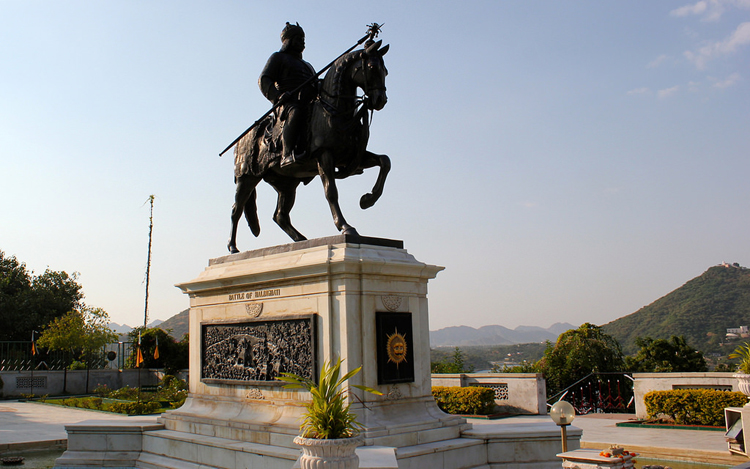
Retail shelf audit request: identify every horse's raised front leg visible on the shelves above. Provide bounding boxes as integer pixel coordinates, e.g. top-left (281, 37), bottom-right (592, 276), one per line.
top-left (359, 151), bottom-right (391, 209)
top-left (267, 176), bottom-right (307, 242)
top-left (318, 151), bottom-right (358, 236)
top-left (228, 175), bottom-right (261, 253)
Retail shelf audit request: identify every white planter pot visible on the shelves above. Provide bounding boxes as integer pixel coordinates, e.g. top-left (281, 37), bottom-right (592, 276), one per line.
top-left (735, 373), bottom-right (750, 405)
top-left (294, 435), bottom-right (363, 469)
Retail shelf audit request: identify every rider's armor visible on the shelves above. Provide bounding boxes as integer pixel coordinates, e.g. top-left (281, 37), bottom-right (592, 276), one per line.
top-left (259, 48), bottom-right (316, 166)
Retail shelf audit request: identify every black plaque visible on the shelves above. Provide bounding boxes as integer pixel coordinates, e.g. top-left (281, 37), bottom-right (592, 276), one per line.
top-left (376, 312), bottom-right (415, 384)
top-left (201, 316), bottom-right (315, 385)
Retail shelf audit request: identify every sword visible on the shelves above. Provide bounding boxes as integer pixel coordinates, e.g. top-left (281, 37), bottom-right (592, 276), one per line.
top-left (219, 23), bottom-right (383, 157)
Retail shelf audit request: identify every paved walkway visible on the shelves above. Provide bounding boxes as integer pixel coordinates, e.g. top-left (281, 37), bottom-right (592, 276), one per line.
top-left (2, 402), bottom-right (749, 467)
top-left (0, 400), bottom-right (157, 452)
top-left (474, 413), bottom-right (747, 466)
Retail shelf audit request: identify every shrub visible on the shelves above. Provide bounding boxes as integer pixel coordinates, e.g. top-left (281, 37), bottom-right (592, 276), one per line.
top-left (93, 384), bottom-right (111, 397)
top-left (68, 360), bottom-right (86, 370)
top-left (109, 400), bottom-right (162, 415)
top-left (432, 386), bottom-right (496, 415)
top-left (79, 397), bottom-right (103, 410)
top-left (644, 389), bottom-right (748, 426)
top-left (61, 398), bottom-right (79, 407)
top-left (109, 385), bottom-right (139, 400)
top-left (160, 374), bottom-right (177, 387)
top-left (157, 375), bottom-right (188, 408)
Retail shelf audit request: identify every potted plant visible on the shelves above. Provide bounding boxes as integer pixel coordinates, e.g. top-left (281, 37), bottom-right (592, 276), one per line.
top-left (279, 357), bottom-right (382, 469)
top-left (729, 342), bottom-right (750, 401)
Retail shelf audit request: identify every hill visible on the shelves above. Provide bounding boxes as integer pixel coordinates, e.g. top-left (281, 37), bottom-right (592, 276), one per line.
top-left (602, 263), bottom-right (750, 355)
top-left (430, 322), bottom-right (574, 347)
top-left (158, 309), bottom-right (189, 339)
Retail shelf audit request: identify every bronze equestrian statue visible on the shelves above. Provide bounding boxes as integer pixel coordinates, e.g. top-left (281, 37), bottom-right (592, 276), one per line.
top-left (227, 24), bottom-right (390, 253)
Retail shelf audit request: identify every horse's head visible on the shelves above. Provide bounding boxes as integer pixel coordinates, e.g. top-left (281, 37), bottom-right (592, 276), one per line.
top-left (356, 40), bottom-right (389, 111)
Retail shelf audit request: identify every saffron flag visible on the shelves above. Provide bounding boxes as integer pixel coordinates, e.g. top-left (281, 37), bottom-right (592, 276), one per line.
top-left (154, 336), bottom-right (160, 360)
top-left (31, 331), bottom-right (37, 356)
top-left (136, 331), bottom-right (144, 367)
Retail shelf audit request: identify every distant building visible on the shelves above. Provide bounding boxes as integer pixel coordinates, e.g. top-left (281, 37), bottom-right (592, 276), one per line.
top-left (726, 326), bottom-right (749, 339)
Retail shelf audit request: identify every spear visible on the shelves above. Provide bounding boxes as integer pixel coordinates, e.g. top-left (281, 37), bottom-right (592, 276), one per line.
top-left (219, 23), bottom-right (383, 157)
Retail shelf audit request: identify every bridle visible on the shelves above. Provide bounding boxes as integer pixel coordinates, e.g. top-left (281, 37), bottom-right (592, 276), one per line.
top-left (317, 51), bottom-right (385, 128)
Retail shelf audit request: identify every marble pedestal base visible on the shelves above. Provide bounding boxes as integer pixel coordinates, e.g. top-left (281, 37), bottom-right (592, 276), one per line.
top-left (161, 236), bottom-right (467, 449)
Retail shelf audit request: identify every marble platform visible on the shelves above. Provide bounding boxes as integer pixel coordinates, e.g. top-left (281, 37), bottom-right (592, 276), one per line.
top-left (54, 416), bottom-right (580, 468)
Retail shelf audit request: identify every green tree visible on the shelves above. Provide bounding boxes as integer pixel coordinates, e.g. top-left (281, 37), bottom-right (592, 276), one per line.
top-left (431, 347), bottom-right (475, 373)
top-left (625, 335), bottom-right (708, 372)
top-left (38, 306), bottom-right (117, 364)
top-left (126, 327), bottom-right (189, 375)
top-left (537, 323), bottom-right (625, 396)
top-left (0, 251), bottom-right (83, 341)
top-left (38, 306), bottom-right (118, 393)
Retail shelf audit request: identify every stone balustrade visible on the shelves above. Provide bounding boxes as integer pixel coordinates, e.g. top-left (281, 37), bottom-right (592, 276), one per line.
top-left (431, 372), bottom-right (547, 414)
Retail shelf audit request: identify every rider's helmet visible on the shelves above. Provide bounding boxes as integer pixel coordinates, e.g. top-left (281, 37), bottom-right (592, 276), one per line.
top-left (281, 22), bottom-right (304, 42)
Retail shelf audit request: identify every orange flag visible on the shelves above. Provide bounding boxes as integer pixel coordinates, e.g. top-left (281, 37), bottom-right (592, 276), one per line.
top-left (154, 336), bottom-right (160, 360)
top-left (136, 331), bottom-right (144, 367)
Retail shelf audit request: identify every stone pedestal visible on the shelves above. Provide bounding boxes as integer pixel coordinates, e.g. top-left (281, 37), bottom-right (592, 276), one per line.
top-left (160, 235), bottom-right (468, 450)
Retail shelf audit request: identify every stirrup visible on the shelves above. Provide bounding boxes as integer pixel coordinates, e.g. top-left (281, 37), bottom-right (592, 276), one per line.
top-left (280, 151), bottom-right (307, 168)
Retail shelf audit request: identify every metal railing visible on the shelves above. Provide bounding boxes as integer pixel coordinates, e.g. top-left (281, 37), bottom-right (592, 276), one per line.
top-left (0, 341), bottom-right (135, 371)
top-left (547, 372), bottom-right (634, 415)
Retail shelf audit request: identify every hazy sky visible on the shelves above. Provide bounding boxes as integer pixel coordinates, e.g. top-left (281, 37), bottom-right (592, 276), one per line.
top-left (2, 1), bottom-right (748, 331)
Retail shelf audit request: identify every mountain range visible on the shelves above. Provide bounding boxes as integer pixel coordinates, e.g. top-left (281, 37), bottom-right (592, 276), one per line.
top-left (108, 319), bottom-right (164, 335)
top-left (109, 310), bottom-right (189, 341)
top-left (429, 322), bottom-right (574, 347)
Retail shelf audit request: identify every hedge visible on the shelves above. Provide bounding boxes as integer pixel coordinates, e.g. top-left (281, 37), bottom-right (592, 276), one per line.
top-left (432, 386), bottom-right (496, 415)
top-left (644, 389), bottom-right (748, 426)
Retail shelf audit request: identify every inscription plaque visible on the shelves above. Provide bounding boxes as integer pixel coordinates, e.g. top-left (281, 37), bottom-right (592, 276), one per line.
top-left (201, 316), bottom-right (315, 385)
top-left (376, 311), bottom-right (415, 384)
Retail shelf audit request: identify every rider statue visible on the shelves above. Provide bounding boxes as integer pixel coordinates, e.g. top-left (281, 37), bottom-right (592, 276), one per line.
top-left (259, 22), bottom-right (317, 168)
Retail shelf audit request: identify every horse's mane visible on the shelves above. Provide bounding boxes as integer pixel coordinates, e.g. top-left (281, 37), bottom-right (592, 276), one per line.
top-left (322, 50), bottom-right (363, 98)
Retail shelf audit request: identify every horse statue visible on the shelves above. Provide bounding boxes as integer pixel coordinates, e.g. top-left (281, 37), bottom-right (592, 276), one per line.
top-left (228, 40), bottom-right (390, 254)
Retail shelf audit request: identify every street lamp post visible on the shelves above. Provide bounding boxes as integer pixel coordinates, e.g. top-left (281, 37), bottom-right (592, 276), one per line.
top-left (550, 400), bottom-right (576, 452)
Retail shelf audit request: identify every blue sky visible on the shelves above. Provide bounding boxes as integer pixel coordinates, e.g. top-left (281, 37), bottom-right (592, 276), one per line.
top-left (2, 1), bottom-right (748, 331)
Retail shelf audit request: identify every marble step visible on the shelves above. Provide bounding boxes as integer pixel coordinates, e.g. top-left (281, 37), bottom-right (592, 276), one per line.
top-left (140, 429), bottom-right (299, 469)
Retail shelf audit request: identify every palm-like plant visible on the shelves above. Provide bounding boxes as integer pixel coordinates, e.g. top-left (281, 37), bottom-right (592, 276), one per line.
top-left (278, 357), bottom-right (382, 439)
top-left (730, 342), bottom-right (750, 374)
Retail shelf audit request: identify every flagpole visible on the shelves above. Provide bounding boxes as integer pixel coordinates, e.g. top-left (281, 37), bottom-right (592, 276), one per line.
top-left (137, 331), bottom-right (142, 402)
top-left (30, 331), bottom-right (35, 398)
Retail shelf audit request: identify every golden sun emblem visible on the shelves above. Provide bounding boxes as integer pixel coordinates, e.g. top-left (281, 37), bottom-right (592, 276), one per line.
top-left (386, 329), bottom-right (408, 368)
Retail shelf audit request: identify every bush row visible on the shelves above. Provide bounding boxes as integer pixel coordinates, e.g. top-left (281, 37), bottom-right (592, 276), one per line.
top-left (109, 400), bottom-right (162, 415)
top-left (432, 386), bottom-right (496, 415)
top-left (644, 389), bottom-right (747, 426)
